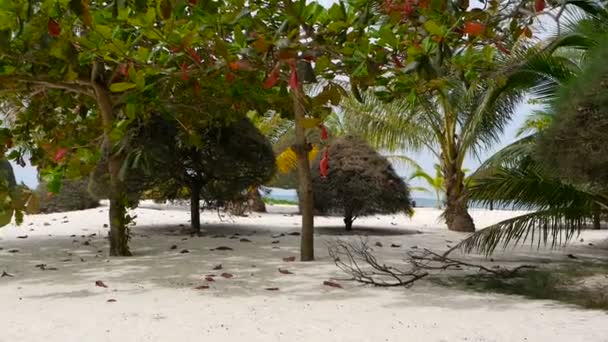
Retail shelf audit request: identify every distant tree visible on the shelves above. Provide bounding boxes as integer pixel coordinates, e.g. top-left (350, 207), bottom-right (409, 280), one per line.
top-left (135, 116), bottom-right (276, 232)
top-left (311, 136), bottom-right (412, 230)
top-left (37, 179), bottom-right (98, 213)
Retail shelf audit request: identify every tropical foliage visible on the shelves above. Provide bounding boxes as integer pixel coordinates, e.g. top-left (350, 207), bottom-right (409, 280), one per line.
top-left (456, 0), bottom-right (608, 255)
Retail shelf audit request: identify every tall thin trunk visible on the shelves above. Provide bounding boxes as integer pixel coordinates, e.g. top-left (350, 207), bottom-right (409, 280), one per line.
top-left (94, 82), bottom-right (131, 256)
top-left (293, 87), bottom-right (314, 261)
top-left (443, 160), bottom-right (475, 233)
top-left (190, 177), bottom-right (201, 233)
top-left (593, 203), bottom-right (601, 230)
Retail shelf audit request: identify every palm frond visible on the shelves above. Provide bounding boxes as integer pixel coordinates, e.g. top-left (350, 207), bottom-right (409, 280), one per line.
top-left (384, 154), bottom-right (421, 170)
top-left (473, 135), bottom-right (537, 173)
top-left (456, 208), bottom-right (589, 256)
top-left (339, 92), bottom-right (435, 154)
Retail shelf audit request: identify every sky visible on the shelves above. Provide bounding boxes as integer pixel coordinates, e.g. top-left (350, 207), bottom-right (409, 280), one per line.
top-left (9, 0), bottom-right (551, 196)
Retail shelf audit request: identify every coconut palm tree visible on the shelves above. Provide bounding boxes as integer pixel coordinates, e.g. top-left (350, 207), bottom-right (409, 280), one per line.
top-left (409, 164), bottom-right (445, 209)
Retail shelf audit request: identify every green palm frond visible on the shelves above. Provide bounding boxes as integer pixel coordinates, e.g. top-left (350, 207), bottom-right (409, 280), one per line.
top-left (515, 110), bottom-right (553, 137)
top-left (462, 154), bottom-right (603, 255)
top-left (340, 92), bottom-right (436, 154)
top-left (456, 208), bottom-right (590, 256)
top-left (473, 135), bottom-right (537, 173)
top-left (384, 154), bottom-right (421, 169)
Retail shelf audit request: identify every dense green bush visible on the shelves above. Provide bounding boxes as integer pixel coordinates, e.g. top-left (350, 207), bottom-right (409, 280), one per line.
top-left (37, 179), bottom-right (99, 213)
top-left (311, 135), bottom-right (412, 230)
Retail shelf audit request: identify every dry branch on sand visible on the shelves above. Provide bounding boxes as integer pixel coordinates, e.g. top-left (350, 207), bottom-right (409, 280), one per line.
top-left (327, 239), bottom-right (535, 287)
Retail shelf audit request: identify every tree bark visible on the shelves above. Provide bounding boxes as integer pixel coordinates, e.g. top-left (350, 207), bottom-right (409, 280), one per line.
top-left (443, 161), bottom-right (475, 233)
top-left (248, 187), bottom-right (266, 213)
top-left (293, 87), bottom-right (314, 261)
top-left (190, 178), bottom-right (201, 233)
top-left (94, 82), bottom-right (131, 256)
top-left (344, 215), bottom-right (353, 231)
top-left (593, 203), bottom-right (601, 230)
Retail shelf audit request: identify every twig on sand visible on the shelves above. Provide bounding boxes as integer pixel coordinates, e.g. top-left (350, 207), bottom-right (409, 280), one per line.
top-left (327, 239), bottom-right (535, 288)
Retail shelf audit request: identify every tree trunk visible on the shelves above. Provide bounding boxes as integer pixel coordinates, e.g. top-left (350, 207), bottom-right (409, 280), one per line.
top-left (248, 187), bottom-right (266, 212)
top-left (190, 178), bottom-right (201, 233)
top-left (443, 161), bottom-right (475, 233)
top-left (593, 203), bottom-right (601, 230)
top-left (94, 82), bottom-right (131, 256)
top-left (344, 215), bottom-right (353, 231)
top-left (293, 87), bottom-right (314, 261)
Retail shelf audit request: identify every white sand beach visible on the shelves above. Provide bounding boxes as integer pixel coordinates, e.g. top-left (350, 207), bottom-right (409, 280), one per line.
top-left (1, 203), bottom-right (607, 342)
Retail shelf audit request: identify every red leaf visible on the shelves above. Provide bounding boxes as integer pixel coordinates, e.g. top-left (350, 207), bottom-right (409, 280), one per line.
top-left (403, 2), bottom-right (413, 16)
top-left (463, 22), bottom-right (486, 36)
top-left (278, 268), bottom-right (293, 274)
top-left (107, 299), bottom-right (117, 302)
top-left (534, 0), bottom-right (545, 12)
top-left (229, 59), bottom-right (253, 71)
top-left (53, 148), bottom-right (68, 162)
top-left (495, 42), bottom-right (511, 55)
top-left (265, 287), bottom-right (280, 291)
top-left (392, 55), bottom-right (403, 68)
top-left (188, 0), bottom-right (197, 5)
top-left (225, 73), bottom-right (236, 82)
top-left (205, 277), bottom-right (215, 282)
top-left (289, 62), bottom-right (298, 90)
top-left (220, 272), bottom-right (234, 279)
top-left (320, 148), bottom-right (329, 178)
top-left (263, 64), bottom-right (280, 89)
top-left (323, 280), bottom-right (343, 289)
top-left (186, 47), bottom-right (201, 64)
top-left (193, 81), bottom-right (201, 94)
top-left (95, 280), bottom-right (108, 288)
top-left (180, 62), bottom-right (189, 81)
top-left (170, 46), bottom-right (182, 53)
top-left (319, 124), bottom-right (329, 140)
top-left (418, 0), bottom-right (429, 8)
top-left (48, 18), bottom-right (61, 37)
top-left (118, 63), bottom-right (129, 77)
top-left (282, 256), bottom-right (296, 262)
top-left (194, 285), bottom-right (209, 290)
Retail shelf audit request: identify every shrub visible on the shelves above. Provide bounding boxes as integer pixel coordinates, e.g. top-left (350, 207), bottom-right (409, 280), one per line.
top-left (311, 135), bottom-right (412, 230)
top-left (37, 179), bottom-right (99, 213)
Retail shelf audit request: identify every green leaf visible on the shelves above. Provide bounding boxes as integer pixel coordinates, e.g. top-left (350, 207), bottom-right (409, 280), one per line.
top-left (378, 26), bottom-right (398, 48)
top-left (423, 20), bottom-right (444, 37)
top-left (327, 3), bottom-right (345, 21)
top-left (0, 65), bottom-right (15, 75)
top-left (109, 82), bottom-right (137, 92)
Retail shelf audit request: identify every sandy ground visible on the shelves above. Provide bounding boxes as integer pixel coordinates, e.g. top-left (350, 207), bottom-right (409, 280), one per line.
top-left (1, 203), bottom-right (607, 342)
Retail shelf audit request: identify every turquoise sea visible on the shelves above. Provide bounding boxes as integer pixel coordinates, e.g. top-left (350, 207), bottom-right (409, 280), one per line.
top-left (263, 187), bottom-right (515, 210)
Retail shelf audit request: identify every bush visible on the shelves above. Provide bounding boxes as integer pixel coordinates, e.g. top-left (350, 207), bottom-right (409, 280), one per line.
top-left (37, 179), bottom-right (99, 213)
top-left (538, 39), bottom-right (608, 190)
top-left (311, 135), bottom-right (412, 230)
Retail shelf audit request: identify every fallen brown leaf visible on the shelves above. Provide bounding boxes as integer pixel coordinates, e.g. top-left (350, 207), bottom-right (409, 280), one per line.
top-left (95, 280), bottom-right (108, 288)
top-left (278, 268), bottom-right (293, 275)
top-left (265, 287), bottom-right (280, 291)
top-left (205, 277), bottom-right (215, 282)
top-left (220, 273), bottom-right (234, 279)
top-left (107, 299), bottom-right (117, 302)
top-left (323, 280), bottom-right (343, 289)
top-left (212, 264), bottom-right (222, 270)
top-left (194, 285), bottom-right (210, 290)
top-left (282, 256), bottom-right (296, 262)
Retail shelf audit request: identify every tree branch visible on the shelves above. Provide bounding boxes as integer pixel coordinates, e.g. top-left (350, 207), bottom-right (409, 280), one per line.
top-left (4, 77), bottom-right (95, 97)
